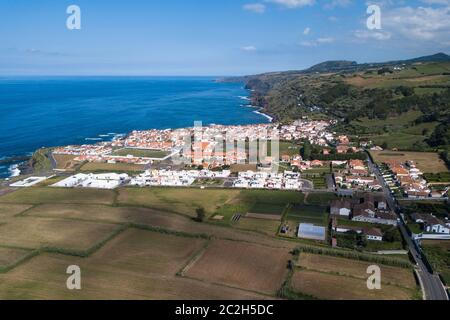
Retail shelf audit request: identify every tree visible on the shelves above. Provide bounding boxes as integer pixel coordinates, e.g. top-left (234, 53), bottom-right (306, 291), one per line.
top-left (301, 139), bottom-right (312, 160)
top-left (195, 207), bottom-right (206, 222)
top-left (383, 228), bottom-right (401, 243)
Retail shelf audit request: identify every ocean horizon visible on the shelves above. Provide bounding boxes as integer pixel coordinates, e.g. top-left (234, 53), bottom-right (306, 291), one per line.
top-left (0, 76), bottom-right (269, 178)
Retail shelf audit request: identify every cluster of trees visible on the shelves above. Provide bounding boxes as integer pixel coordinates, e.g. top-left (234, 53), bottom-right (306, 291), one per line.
top-left (300, 139), bottom-right (366, 161)
top-left (428, 119), bottom-right (450, 147)
top-left (309, 153), bottom-right (367, 161)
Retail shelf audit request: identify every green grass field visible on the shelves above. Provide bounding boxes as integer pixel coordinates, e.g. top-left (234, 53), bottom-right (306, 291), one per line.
top-left (0, 187), bottom-right (115, 205)
top-left (424, 172), bottom-right (450, 183)
top-left (112, 148), bottom-right (170, 158)
top-left (371, 151), bottom-right (449, 174)
top-left (80, 162), bottom-right (146, 173)
top-left (118, 187), bottom-right (239, 218)
top-left (306, 193), bottom-right (337, 205)
top-left (237, 190), bottom-right (304, 205)
top-left (422, 241), bottom-right (450, 285)
top-left (247, 202), bottom-right (287, 215)
top-left (287, 204), bottom-right (328, 226)
top-left (349, 110), bottom-right (441, 150)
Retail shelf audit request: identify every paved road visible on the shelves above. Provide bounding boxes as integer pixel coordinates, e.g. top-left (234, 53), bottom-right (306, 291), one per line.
top-left (367, 154), bottom-right (448, 300)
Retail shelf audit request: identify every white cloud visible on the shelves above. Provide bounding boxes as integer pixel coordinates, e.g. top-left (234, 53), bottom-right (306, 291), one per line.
top-left (241, 46), bottom-right (258, 51)
top-left (420, 0), bottom-right (450, 5)
top-left (316, 37), bottom-right (334, 43)
top-left (269, 0), bottom-right (316, 9)
top-left (303, 27), bottom-right (311, 35)
top-left (300, 37), bottom-right (334, 46)
top-left (383, 6), bottom-right (450, 42)
top-left (328, 16), bottom-right (338, 22)
top-left (324, 0), bottom-right (352, 9)
top-left (354, 29), bottom-right (392, 41)
top-left (243, 3), bottom-right (266, 13)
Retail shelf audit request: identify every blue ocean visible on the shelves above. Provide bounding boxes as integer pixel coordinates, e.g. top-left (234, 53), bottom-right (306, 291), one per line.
top-left (0, 77), bottom-right (267, 178)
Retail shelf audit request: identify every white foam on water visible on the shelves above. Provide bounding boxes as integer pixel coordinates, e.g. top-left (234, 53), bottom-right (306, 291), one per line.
top-left (253, 110), bottom-right (274, 123)
top-left (9, 164), bottom-right (21, 177)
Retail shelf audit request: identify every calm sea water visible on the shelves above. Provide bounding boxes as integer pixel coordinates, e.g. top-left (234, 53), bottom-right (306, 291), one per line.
top-left (0, 77), bottom-right (267, 178)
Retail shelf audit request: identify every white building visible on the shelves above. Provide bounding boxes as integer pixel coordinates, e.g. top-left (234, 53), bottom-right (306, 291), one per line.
top-left (52, 173), bottom-right (129, 189)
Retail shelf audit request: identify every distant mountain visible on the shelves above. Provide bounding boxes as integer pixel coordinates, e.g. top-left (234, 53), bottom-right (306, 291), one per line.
top-left (403, 52), bottom-right (450, 63)
top-left (219, 52), bottom-right (450, 82)
top-left (306, 60), bottom-right (358, 73)
top-left (304, 53), bottom-right (450, 74)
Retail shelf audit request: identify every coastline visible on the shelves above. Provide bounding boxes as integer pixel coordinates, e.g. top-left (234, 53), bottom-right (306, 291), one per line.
top-left (1, 85), bottom-right (271, 180)
top-left (239, 90), bottom-right (274, 123)
top-left (253, 110), bottom-right (274, 123)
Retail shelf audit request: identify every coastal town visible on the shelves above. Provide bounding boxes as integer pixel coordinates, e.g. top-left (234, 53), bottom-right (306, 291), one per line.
top-left (5, 119), bottom-right (447, 243)
top-left (2, 110), bottom-right (449, 302)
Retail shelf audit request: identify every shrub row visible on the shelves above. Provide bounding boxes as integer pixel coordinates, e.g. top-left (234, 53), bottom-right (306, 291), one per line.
top-left (293, 245), bottom-right (411, 269)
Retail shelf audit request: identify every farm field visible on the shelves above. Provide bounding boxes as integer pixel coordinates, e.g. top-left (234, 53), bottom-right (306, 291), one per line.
top-left (0, 187), bottom-right (115, 205)
top-left (370, 150), bottom-right (449, 173)
top-left (291, 270), bottom-right (414, 300)
top-left (370, 133), bottom-right (431, 151)
top-left (112, 148), bottom-right (170, 159)
top-left (246, 203), bottom-right (287, 216)
top-left (235, 217), bottom-right (281, 236)
top-left (0, 247), bottom-right (32, 271)
top-left (0, 185), bottom-right (417, 300)
top-left (20, 203), bottom-right (297, 250)
top-left (349, 111), bottom-right (441, 150)
top-left (298, 253), bottom-right (416, 289)
top-left (305, 193), bottom-right (337, 205)
top-left (424, 172), bottom-right (450, 183)
top-left (0, 229), bottom-right (267, 300)
top-left (0, 217), bottom-right (120, 251)
top-left (52, 154), bottom-right (79, 171)
top-left (422, 240), bottom-right (450, 285)
top-left (344, 70), bottom-right (450, 89)
top-left (237, 190), bottom-right (304, 205)
top-left (185, 239), bottom-right (291, 295)
top-left (118, 187), bottom-right (239, 218)
top-left (213, 190), bottom-right (302, 228)
top-left (287, 204), bottom-right (328, 226)
top-left (0, 204), bottom-right (33, 218)
top-left (80, 162), bottom-right (146, 173)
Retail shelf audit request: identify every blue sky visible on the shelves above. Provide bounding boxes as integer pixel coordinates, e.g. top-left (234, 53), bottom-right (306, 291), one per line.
top-left (1, 0), bottom-right (449, 75)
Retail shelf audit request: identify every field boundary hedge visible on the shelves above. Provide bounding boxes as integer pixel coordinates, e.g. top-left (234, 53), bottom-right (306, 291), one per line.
top-left (293, 245), bottom-right (411, 268)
